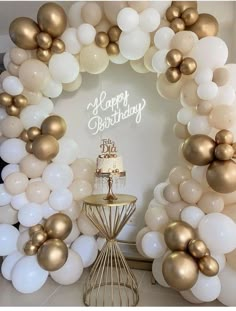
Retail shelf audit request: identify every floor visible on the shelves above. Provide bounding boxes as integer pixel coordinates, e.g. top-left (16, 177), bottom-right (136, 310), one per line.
top-left (0, 269), bottom-right (222, 307)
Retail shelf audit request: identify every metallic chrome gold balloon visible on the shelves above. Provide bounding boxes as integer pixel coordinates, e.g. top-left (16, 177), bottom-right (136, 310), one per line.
top-left (95, 32), bottom-right (109, 48)
top-left (20, 129), bottom-right (29, 142)
top-left (32, 231), bottom-right (48, 247)
top-left (106, 43), bottom-right (119, 56)
top-left (6, 105), bottom-right (20, 117)
top-left (166, 49), bottom-right (183, 67)
top-left (26, 141), bottom-right (33, 154)
top-left (37, 48), bottom-right (52, 63)
top-left (0, 93), bottom-right (13, 107)
top-left (162, 251), bottom-right (198, 290)
top-left (108, 26), bottom-right (122, 42)
top-left (44, 213), bottom-right (72, 240)
top-left (29, 224), bottom-right (44, 237)
top-left (188, 13), bottom-right (219, 39)
top-left (24, 240), bottom-right (38, 256)
top-left (182, 134), bottom-right (216, 166)
top-left (181, 8), bottom-right (199, 26)
top-left (37, 238), bottom-right (68, 271)
top-left (36, 32), bottom-right (52, 50)
top-left (215, 144), bottom-right (234, 161)
top-left (180, 57), bottom-right (197, 75)
top-left (164, 221), bottom-right (195, 251)
top-left (166, 6), bottom-right (181, 22)
top-left (37, 3), bottom-right (67, 38)
top-left (170, 18), bottom-right (185, 33)
top-left (215, 130), bottom-right (233, 145)
top-left (172, 1), bottom-right (198, 13)
top-left (41, 115), bottom-right (67, 140)
top-left (13, 94), bottom-right (28, 108)
top-left (51, 38), bottom-right (65, 54)
top-left (9, 17), bottom-right (40, 50)
top-left (166, 67), bottom-right (182, 83)
top-left (198, 255), bottom-right (219, 276)
top-left (27, 127), bottom-right (41, 141)
top-left (207, 160), bottom-right (236, 193)
top-left (32, 134), bottom-right (59, 161)
top-left (188, 239), bottom-right (208, 259)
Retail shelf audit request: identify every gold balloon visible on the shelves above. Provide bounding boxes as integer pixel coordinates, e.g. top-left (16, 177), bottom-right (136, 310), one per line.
top-left (106, 42), bottom-right (119, 56)
top-left (9, 17), bottom-right (40, 50)
top-left (37, 3), bottom-right (67, 38)
top-left (13, 94), bottom-right (28, 108)
top-left (166, 6), bottom-right (181, 22)
top-left (172, 1), bottom-right (198, 14)
top-left (44, 213), bottom-right (72, 240)
top-left (182, 134), bottom-right (216, 166)
top-left (37, 239), bottom-right (68, 271)
top-left (27, 127), bottom-right (41, 141)
top-left (188, 239), bottom-right (208, 259)
top-left (170, 18), bottom-right (185, 33)
top-left (95, 32), bottom-right (110, 48)
top-left (181, 8), bottom-right (199, 26)
top-left (215, 144), bottom-right (234, 161)
top-left (0, 93), bottom-right (13, 107)
top-left (6, 105), bottom-right (20, 117)
top-left (51, 38), bottom-right (65, 54)
top-left (32, 134), bottom-right (59, 161)
top-left (20, 129), bottom-right (29, 142)
top-left (24, 240), bottom-right (38, 256)
top-left (180, 57), bottom-right (197, 75)
top-left (32, 231), bottom-right (48, 247)
top-left (164, 221), bottom-right (195, 251)
top-left (37, 48), bottom-right (52, 63)
top-left (108, 26), bottom-right (122, 42)
top-left (162, 251), bottom-right (198, 290)
top-left (41, 115), bottom-right (67, 140)
top-left (36, 32), bottom-right (52, 49)
top-left (29, 224), bottom-right (44, 237)
top-left (166, 49), bottom-right (183, 67)
top-left (198, 255), bottom-right (219, 276)
top-left (215, 129), bottom-right (233, 145)
top-left (26, 141), bottom-right (33, 154)
top-left (188, 13), bottom-right (219, 39)
top-left (207, 160), bottom-right (236, 193)
top-left (166, 67), bottom-right (182, 83)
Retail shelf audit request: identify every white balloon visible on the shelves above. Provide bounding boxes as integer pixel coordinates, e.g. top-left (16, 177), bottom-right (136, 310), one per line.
top-left (77, 23), bottom-right (96, 45)
top-left (11, 192), bottom-right (29, 210)
top-left (197, 82), bottom-right (218, 100)
top-left (53, 137), bottom-right (79, 165)
top-left (63, 74), bottom-right (82, 92)
top-left (180, 290), bottom-right (203, 304)
top-left (145, 205), bottom-right (169, 231)
top-left (0, 107), bottom-right (7, 120)
top-left (211, 85), bottom-right (235, 106)
top-left (64, 221), bottom-right (80, 245)
top-left (152, 49), bottom-right (169, 74)
top-left (141, 231), bottom-right (166, 259)
top-left (191, 165), bottom-right (208, 187)
top-left (2, 76), bottom-right (23, 96)
top-left (225, 64), bottom-right (236, 91)
top-left (49, 52), bottom-right (80, 83)
top-left (177, 107), bottom-right (196, 125)
top-left (50, 249), bottom-right (83, 285)
top-left (42, 201), bottom-right (56, 219)
top-left (3, 52), bottom-right (10, 69)
top-left (152, 255), bottom-right (170, 287)
top-left (71, 235), bottom-right (98, 268)
top-left (62, 200), bottom-right (82, 221)
top-left (42, 163), bottom-right (74, 190)
top-left (41, 78), bottom-right (62, 98)
top-left (20, 105), bottom-right (49, 129)
top-left (139, 8), bottom-right (160, 33)
top-left (136, 226), bottom-right (150, 257)
top-left (1, 164), bottom-right (19, 181)
top-left (195, 68), bottom-right (213, 85)
top-left (117, 8), bottom-right (139, 32)
top-left (1, 251), bottom-right (23, 280)
top-left (18, 203), bottom-right (43, 227)
top-left (49, 188), bottom-right (73, 211)
top-left (0, 138), bottom-right (27, 164)
top-left (198, 213), bottom-right (236, 254)
top-left (154, 27), bottom-right (175, 50)
top-left (0, 224), bottom-right (19, 256)
top-left (188, 115), bottom-right (211, 135)
top-left (153, 182), bottom-right (169, 205)
top-left (211, 253), bottom-right (225, 272)
top-left (109, 53), bottom-right (128, 65)
top-left (149, 1), bottom-right (171, 17)
top-left (38, 97), bottom-right (54, 113)
top-left (12, 256), bottom-right (48, 293)
top-left (0, 184), bottom-right (12, 206)
top-left (61, 28), bottom-right (81, 55)
top-left (180, 206), bottom-right (205, 229)
top-left (218, 264), bottom-right (236, 306)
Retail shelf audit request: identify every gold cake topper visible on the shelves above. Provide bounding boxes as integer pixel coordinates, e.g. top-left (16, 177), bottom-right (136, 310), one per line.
top-left (99, 138), bottom-right (117, 158)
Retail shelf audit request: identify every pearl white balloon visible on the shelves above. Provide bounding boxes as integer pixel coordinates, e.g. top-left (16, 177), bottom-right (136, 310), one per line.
top-left (117, 8), bottom-right (139, 32)
top-left (53, 137), bottom-right (79, 165)
top-left (197, 82), bottom-right (218, 100)
top-left (119, 27), bottom-right (150, 60)
top-left (42, 201), bottom-right (56, 219)
top-left (154, 27), bottom-right (175, 50)
top-left (180, 206), bottom-right (205, 229)
top-left (0, 224), bottom-right (19, 256)
top-left (41, 78), bottom-right (62, 98)
top-left (152, 255), bottom-right (170, 287)
top-left (0, 203), bottom-right (18, 224)
top-left (218, 264), bottom-right (236, 306)
top-left (0, 138), bottom-right (27, 164)
top-left (1, 116), bottom-right (24, 138)
top-left (198, 213), bottom-right (236, 254)
top-left (42, 163), bottom-right (73, 190)
top-left (188, 115), bottom-right (211, 135)
top-left (62, 200), bottom-right (82, 221)
top-left (49, 52), bottom-right (80, 83)
top-left (61, 28), bottom-right (81, 55)
top-left (71, 235), bottom-right (98, 268)
top-left (179, 179), bottom-right (203, 204)
top-left (77, 24), bottom-right (96, 45)
top-left (49, 188), bottom-right (73, 211)
top-left (2, 76), bottom-right (23, 96)
top-left (141, 231), bottom-right (166, 259)
top-left (191, 272), bottom-right (221, 302)
top-left (38, 97), bottom-right (54, 113)
top-left (177, 107), bottom-right (196, 125)
top-left (20, 105), bottom-right (49, 129)
top-left (145, 205), bottom-right (169, 231)
top-left (18, 203), bottom-right (43, 227)
top-left (12, 256), bottom-right (48, 293)
top-left (1, 251), bottom-right (23, 280)
top-left (195, 68), bottom-right (213, 85)
top-left (0, 184), bottom-right (12, 206)
top-left (211, 253), bottom-right (225, 272)
top-left (64, 221), bottom-right (80, 245)
top-left (77, 213), bottom-right (99, 236)
top-left (152, 49), bottom-right (169, 74)
top-left (139, 8), bottom-right (160, 33)
top-left (153, 182), bottom-right (169, 205)
top-left (11, 192), bottom-right (29, 210)
top-left (63, 74), bottom-right (82, 92)
top-left (70, 158), bottom-right (95, 182)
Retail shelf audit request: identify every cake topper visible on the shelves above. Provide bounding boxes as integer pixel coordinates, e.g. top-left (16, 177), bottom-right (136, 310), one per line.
top-left (99, 138), bottom-right (117, 158)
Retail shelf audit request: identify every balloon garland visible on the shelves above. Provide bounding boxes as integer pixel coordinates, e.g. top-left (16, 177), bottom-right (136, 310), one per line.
top-left (0, 0), bottom-right (235, 306)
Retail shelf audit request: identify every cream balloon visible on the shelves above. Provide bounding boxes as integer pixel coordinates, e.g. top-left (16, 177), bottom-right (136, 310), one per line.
top-left (68, 2), bottom-right (85, 28)
top-left (198, 192), bottom-right (224, 214)
top-left (179, 179), bottom-right (203, 204)
top-left (156, 74), bottom-right (185, 100)
top-left (4, 172), bottom-right (28, 195)
top-left (70, 158), bottom-right (95, 182)
top-left (218, 264), bottom-right (236, 306)
top-left (209, 105), bottom-right (236, 129)
top-left (62, 201), bottom-right (82, 221)
top-left (22, 89), bottom-right (42, 105)
top-left (77, 213), bottom-right (99, 236)
top-left (1, 116), bottom-right (24, 138)
top-left (63, 74), bottom-right (82, 92)
top-left (20, 154), bottom-right (48, 179)
top-left (41, 78), bottom-right (62, 99)
top-left (1, 164), bottom-right (19, 181)
top-left (81, 2), bottom-right (102, 26)
top-left (165, 200), bottom-right (188, 220)
top-left (169, 166), bottom-right (191, 185)
top-left (152, 254), bottom-right (170, 288)
top-left (26, 181), bottom-right (50, 204)
top-left (0, 204), bottom-right (18, 224)
top-left (64, 221), bottom-right (80, 245)
top-left (153, 182), bottom-right (169, 205)
top-left (10, 47), bottom-right (29, 65)
top-left (130, 58), bottom-right (149, 74)
top-left (20, 105), bottom-right (49, 129)
top-left (104, 1), bottom-right (127, 24)
top-left (71, 235), bottom-right (98, 268)
top-left (144, 205), bottom-right (169, 231)
top-left (171, 31), bottom-right (198, 54)
top-left (69, 179), bottom-right (93, 201)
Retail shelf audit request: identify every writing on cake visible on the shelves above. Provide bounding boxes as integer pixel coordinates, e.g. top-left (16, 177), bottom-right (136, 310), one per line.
top-left (87, 90), bottom-right (146, 135)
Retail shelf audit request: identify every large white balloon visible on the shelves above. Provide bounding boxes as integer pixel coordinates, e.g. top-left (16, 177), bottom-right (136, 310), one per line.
top-left (141, 231), bottom-right (166, 259)
top-left (0, 224), bottom-right (19, 256)
top-left (117, 8), bottom-right (139, 32)
top-left (49, 188), bottom-right (73, 211)
top-left (1, 251), bottom-right (23, 280)
top-left (53, 137), bottom-right (79, 165)
top-left (20, 105), bottom-right (49, 129)
top-left (0, 184), bottom-right (12, 206)
top-left (12, 256), bottom-right (48, 293)
top-left (18, 203), bottom-right (43, 227)
top-left (154, 27), bottom-right (175, 50)
top-left (0, 138), bottom-right (27, 164)
top-left (71, 235), bottom-right (98, 268)
top-left (61, 28), bottom-right (81, 55)
top-left (41, 78), bottom-right (62, 99)
top-left (1, 164), bottom-right (19, 181)
top-left (180, 290), bottom-right (203, 304)
top-left (2, 76), bottom-right (23, 96)
top-left (152, 49), bottom-right (169, 74)
top-left (42, 163), bottom-right (74, 190)
top-left (218, 264), bottom-right (236, 306)
top-left (11, 192), bottom-right (29, 210)
top-left (64, 221), bottom-right (80, 245)
top-left (180, 206), bottom-right (205, 229)
top-left (77, 23), bottom-right (96, 45)
top-left (139, 8), bottom-right (160, 33)
top-left (153, 182), bottom-right (169, 205)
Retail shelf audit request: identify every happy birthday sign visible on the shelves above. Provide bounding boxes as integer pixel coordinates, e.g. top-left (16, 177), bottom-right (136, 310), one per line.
top-left (87, 90), bottom-right (146, 135)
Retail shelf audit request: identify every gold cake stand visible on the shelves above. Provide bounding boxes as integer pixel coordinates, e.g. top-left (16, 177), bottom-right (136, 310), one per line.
top-left (82, 194), bottom-right (139, 307)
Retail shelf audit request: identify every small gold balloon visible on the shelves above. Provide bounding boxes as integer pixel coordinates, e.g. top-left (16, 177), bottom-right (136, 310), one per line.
top-left (6, 105), bottom-right (20, 117)
top-left (188, 239), bottom-right (208, 259)
top-left (32, 231), bottom-right (48, 247)
top-left (182, 134), bottom-right (216, 166)
top-left (198, 255), bottom-right (219, 276)
top-left (166, 6), bottom-right (181, 22)
top-left (32, 134), bottom-right (59, 161)
top-left (9, 17), bottom-right (40, 50)
top-left (188, 13), bottom-right (219, 39)
top-left (207, 160), bottom-right (236, 193)
top-left (181, 8), bottom-right (199, 26)
top-left (13, 94), bottom-right (28, 109)
top-left (205, 249), bottom-right (211, 256)
top-left (215, 144), bottom-right (234, 161)
top-left (162, 251), bottom-right (198, 290)
top-left (170, 18), bottom-right (186, 33)
top-left (41, 115), bottom-right (67, 140)
top-left (29, 224), bottom-right (44, 237)
top-left (108, 26), bottom-right (122, 42)
top-left (172, 1), bottom-right (198, 14)
top-left (44, 213), bottom-right (72, 240)
top-left (180, 57), bottom-right (197, 75)
top-left (0, 93), bottom-right (13, 107)
top-left (166, 67), bottom-right (182, 83)
top-left (37, 48), bottom-right (52, 63)
top-left (37, 239), bottom-right (68, 271)
top-left (37, 3), bottom-right (67, 38)
top-left (24, 240), bottom-right (38, 256)
top-left (106, 42), bottom-right (119, 56)
top-left (27, 127), bottom-right (41, 141)
top-left (51, 38), bottom-right (65, 54)
top-left (20, 129), bottom-right (29, 142)
top-left (166, 49), bottom-right (183, 67)
top-left (26, 141), bottom-right (33, 154)
top-left (164, 221), bottom-right (195, 251)
top-left (95, 32), bottom-right (110, 48)
top-left (36, 32), bottom-right (53, 50)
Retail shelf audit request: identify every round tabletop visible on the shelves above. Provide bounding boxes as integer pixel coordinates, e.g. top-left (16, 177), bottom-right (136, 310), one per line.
top-left (83, 194), bottom-right (137, 207)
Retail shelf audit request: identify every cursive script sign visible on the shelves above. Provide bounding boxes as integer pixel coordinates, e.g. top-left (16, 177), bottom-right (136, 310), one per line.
top-left (87, 90), bottom-right (146, 135)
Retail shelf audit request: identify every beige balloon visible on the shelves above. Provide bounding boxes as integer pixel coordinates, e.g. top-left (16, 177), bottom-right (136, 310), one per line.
top-left (169, 166), bottom-right (191, 185)
top-left (130, 58), bottom-right (149, 74)
top-left (26, 181), bottom-right (50, 204)
top-left (95, 19), bottom-right (111, 33)
top-left (213, 67), bottom-right (230, 86)
top-left (77, 213), bottom-right (99, 236)
top-left (10, 47), bottom-right (29, 65)
top-left (179, 179), bottom-right (203, 204)
top-left (7, 62), bottom-right (20, 76)
top-left (4, 172), bottom-right (28, 195)
top-left (63, 74), bottom-right (82, 92)
top-left (165, 200), bottom-right (188, 220)
top-left (1, 116), bottom-right (24, 138)
top-left (173, 122), bottom-right (190, 140)
top-left (0, 204), bottom-right (18, 224)
top-left (209, 105), bottom-right (236, 129)
top-left (22, 89), bottom-right (43, 105)
top-left (62, 201), bottom-right (82, 221)
top-left (104, 1), bottom-right (127, 24)
top-left (70, 158), bottom-right (95, 182)
top-left (128, 1), bottom-right (149, 12)
top-left (198, 192), bottom-right (224, 213)
top-left (225, 248), bottom-right (236, 270)
top-left (156, 74), bottom-right (185, 100)
top-left (69, 179), bottom-right (93, 201)
top-left (20, 154), bottom-right (48, 179)
top-left (144, 46), bottom-right (158, 72)
top-left (163, 184), bottom-right (181, 203)
top-left (180, 80), bottom-right (199, 107)
top-left (222, 204), bottom-right (236, 222)
top-left (81, 2), bottom-right (102, 26)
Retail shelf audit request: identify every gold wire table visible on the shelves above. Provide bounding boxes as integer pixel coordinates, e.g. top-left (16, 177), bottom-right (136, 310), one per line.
top-left (82, 194), bottom-right (139, 307)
